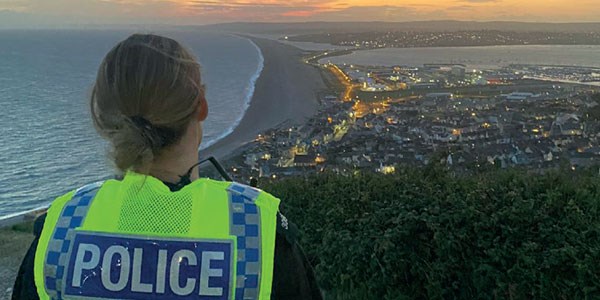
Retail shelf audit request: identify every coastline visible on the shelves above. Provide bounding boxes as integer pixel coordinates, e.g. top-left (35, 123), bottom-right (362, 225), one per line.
top-left (200, 36), bottom-right (265, 150)
top-left (200, 36), bottom-right (326, 161)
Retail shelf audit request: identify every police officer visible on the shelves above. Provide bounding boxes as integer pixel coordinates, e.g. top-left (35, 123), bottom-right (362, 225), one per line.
top-left (12, 34), bottom-right (322, 300)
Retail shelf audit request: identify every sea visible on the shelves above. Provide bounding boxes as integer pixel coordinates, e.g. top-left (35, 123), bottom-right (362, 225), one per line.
top-left (320, 45), bottom-right (600, 69)
top-left (0, 29), bottom-right (263, 216)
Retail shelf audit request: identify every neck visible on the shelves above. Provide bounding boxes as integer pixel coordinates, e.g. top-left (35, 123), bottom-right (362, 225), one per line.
top-left (148, 124), bottom-right (201, 184)
top-left (149, 152), bottom-right (199, 184)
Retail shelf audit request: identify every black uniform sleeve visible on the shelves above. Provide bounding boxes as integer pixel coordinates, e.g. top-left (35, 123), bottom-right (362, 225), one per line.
top-left (12, 214), bottom-right (45, 300)
top-left (271, 213), bottom-right (323, 300)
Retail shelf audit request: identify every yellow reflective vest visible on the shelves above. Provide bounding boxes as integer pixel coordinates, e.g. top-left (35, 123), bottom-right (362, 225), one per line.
top-left (33, 172), bottom-right (280, 300)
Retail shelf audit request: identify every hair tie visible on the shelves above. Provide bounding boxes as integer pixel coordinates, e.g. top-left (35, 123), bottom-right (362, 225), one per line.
top-left (130, 115), bottom-right (153, 130)
top-left (129, 115), bottom-right (175, 149)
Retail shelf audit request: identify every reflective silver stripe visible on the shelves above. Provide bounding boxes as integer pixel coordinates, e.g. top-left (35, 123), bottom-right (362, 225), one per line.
top-left (227, 183), bottom-right (262, 300)
top-left (43, 181), bottom-right (103, 299)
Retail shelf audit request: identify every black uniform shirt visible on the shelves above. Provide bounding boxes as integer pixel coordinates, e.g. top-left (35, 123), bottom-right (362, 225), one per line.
top-left (12, 181), bottom-right (322, 300)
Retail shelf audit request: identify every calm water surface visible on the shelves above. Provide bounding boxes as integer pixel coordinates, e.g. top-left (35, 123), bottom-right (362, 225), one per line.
top-left (0, 29), bottom-right (262, 216)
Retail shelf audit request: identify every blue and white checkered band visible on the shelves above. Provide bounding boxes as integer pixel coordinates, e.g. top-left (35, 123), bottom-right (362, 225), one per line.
top-left (226, 183), bottom-right (262, 300)
top-left (43, 181), bottom-right (104, 300)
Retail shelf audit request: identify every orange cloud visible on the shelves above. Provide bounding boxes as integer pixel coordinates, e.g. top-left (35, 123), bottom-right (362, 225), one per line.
top-left (168, 0), bottom-right (600, 22)
top-left (2, 0), bottom-right (600, 24)
top-left (282, 10), bottom-right (316, 17)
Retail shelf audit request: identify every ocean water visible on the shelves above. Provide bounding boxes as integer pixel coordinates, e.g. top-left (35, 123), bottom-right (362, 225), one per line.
top-left (0, 29), bottom-right (263, 216)
top-left (321, 45), bottom-right (600, 68)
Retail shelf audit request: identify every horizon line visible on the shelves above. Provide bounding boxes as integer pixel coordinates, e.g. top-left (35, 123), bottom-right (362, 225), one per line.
top-left (3, 19), bottom-right (600, 30)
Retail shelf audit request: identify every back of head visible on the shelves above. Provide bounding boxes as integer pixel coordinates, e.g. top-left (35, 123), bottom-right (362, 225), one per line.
top-left (91, 34), bottom-right (203, 174)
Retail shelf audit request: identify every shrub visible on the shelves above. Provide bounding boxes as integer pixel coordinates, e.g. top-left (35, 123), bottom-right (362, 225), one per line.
top-left (264, 167), bottom-right (600, 299)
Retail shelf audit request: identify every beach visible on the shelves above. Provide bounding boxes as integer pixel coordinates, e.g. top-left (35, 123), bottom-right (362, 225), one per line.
top-left (200, 36), bottom-right (325, 160)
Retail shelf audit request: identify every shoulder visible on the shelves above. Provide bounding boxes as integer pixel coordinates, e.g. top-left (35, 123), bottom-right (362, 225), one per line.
top-left (50, 181), bottom-right (106, 207)
top-left (191, 179), bottom-right (270, 201)
top-left (226, 181), bottom-right (281, 212)
top-left (42, 180), bottom-right (106, 231)
top-left (73, 180), bottom-right (105, 195)
top-left (226, 182), bottom-right (263, 199)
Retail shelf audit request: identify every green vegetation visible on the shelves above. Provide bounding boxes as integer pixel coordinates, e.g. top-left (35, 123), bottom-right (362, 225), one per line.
top-left (264, 167), bottom-right (600, 299)
top-left (0, 225), bottom-right (35, 298)
top-left (10, 221), bottom-right (34, 233)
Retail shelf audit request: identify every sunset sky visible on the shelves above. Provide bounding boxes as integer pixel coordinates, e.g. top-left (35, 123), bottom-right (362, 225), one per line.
top-left (1, 0), bottom-right (600, 26)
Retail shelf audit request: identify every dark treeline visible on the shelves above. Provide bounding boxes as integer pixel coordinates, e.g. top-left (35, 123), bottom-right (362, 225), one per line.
top-left (264, 166), bottom-right (600, 299)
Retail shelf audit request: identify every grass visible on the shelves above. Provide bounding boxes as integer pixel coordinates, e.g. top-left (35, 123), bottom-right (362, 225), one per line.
top-left (0, 222), bottom-right (35, 300)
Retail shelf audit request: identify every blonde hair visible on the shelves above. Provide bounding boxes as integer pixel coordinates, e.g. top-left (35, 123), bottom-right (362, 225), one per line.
top-left (91, 34), bottom-right (203, 173)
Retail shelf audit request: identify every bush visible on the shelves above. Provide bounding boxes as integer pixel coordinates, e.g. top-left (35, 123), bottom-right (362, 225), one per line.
top-left (264, 167), bottom-right (600, 299)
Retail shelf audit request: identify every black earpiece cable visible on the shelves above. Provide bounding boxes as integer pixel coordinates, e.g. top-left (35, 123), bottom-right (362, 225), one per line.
top-left (172, 156), bottom-right (233, 190)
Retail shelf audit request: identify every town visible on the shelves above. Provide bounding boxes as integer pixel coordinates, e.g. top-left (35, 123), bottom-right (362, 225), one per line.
top-left (214, 56), bottom-right (600, 182)
top-left (287, 30), bottom-right (600, 48)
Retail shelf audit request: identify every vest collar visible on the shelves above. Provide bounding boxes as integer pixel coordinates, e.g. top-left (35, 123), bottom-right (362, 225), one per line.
top-left (122, 171), bottom-right (207, 193)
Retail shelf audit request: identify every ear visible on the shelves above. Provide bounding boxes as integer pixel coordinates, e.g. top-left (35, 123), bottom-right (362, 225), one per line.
top-left (197, 95), bottom-right (208, 121)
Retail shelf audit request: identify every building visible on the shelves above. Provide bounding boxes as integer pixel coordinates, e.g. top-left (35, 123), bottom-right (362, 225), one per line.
top-left (293, 154), bottom-right (317, 167)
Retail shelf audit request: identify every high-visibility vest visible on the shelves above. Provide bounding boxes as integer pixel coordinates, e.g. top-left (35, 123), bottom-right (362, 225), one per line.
top-left (33, 172), bottom-right (280, 300)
